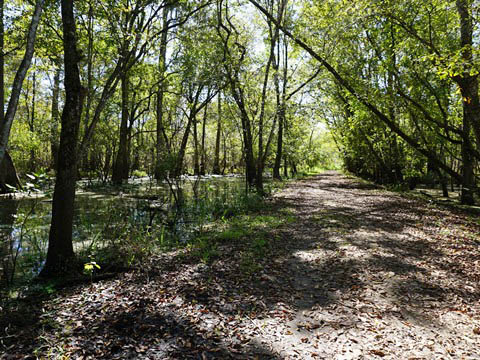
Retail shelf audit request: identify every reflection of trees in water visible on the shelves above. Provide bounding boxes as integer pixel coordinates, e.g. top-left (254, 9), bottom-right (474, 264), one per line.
top-left (0, 199), bottom-right (18, 286)
top-left (0, 177), bottom-right (245, 285)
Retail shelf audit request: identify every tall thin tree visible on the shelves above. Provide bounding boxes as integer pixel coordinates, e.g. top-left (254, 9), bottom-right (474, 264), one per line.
top-left (41, 0), bottom-right (85, 276)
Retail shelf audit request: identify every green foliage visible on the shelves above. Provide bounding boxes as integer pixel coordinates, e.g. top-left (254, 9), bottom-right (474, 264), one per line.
top-left (189, 236), bottom-right (219, 264)
top-left (132, 170), bottom-right (148, 178)
top-left (83, 261), bottom-right (100, 274)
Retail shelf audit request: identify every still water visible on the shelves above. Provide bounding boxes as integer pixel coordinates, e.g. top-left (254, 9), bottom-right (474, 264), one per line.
top-left (0, 176), bottom-right (246, 285)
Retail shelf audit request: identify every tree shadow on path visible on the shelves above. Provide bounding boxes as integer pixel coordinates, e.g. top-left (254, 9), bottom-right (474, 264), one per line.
top-left (3, 171), bottom-right (480, 359)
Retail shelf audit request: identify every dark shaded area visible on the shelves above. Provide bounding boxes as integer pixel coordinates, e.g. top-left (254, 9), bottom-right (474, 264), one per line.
top-left (0, 151), bottom-right (21, 193)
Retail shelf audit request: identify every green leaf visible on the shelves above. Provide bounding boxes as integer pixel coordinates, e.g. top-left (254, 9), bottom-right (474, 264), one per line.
top-left (84, 263), bottom-right (94, 271)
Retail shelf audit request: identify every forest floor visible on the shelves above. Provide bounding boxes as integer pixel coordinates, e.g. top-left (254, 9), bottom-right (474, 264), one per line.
top-left (2, 171), bottom-right (480, 359)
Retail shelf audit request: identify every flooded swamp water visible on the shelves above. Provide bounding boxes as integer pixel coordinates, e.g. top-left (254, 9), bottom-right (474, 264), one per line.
top-left (0, 175), bottom-right (247, 286)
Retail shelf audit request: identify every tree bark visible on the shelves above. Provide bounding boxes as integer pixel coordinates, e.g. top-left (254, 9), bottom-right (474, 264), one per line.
top-left (174, 87), bottom-right (216, 178)
top-left (41, 0), bottom-right (84, 277)
top-left (0, 0), bottom-right (4, 127)
top-left (273, 29), bottom-right (288, 180)
top-left (460, 107), bottom-right (475, 204)
top-left (456, 0), bottom-right (480, 150)
top-left (273, 110), bottom-right (284, 179)
top-left (112, 71), bottom-right (130, 184)
top-left (193, 109), bottom-right (200, 175)
top-left (154, 6), bottom-right (169, 180)
top-left (50, 63), bottom-right (61, 171)
top-left (213, 92), bottom-right (222, 174)
top-left (200, 101), bottom-right (208, 176)
top-left (261, 0), bottom-right (286, 189)
top-left (173, 88), bottom-right (202, 178)
top-left (0, 1), bottom-right (20, 192)
top-left (80, 1), bottom-right (94, 172)
top-left (455, 0), bottom-right (478, 205)
top-left (0, 151), bottom-right (21, 192)
top-left (28, 64), bottom-right (36, 172)
top-left (0, 0), bottom-right (45, 166)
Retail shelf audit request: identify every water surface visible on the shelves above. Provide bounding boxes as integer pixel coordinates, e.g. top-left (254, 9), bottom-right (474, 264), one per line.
top-left (0, 175), bottom-right (246, 285)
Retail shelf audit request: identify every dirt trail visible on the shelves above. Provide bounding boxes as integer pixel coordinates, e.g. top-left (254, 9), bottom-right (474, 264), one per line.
top-left (258, 171), bottom-right (480, 359)
top-left (3, 171), bottom-right (480, 359)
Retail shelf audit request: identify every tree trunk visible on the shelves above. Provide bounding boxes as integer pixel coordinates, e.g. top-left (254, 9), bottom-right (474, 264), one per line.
top-left (173, 91), bottom-right (200, 178)
top-left (242, 111), bottom-right (257, 186)
top-left (126, 94), bottom-right (136, 175)
top-left (273, 30), bottom-right (288, 180)
top-left (0, 0), bottom-right (4, 126)
top-left (112, 71), bottom-right (130, 184)
top-left (460, 113), bottom-right (475, 204)
top-left (50, 63), bottom-right (61, 171)
top-left (154, 6), bottom-right (169, 180)
top-left (456, 0), bottom-right (478, 205)
top-left (199, 101), bottom-right (208, 176)
top-left (173, 87), bottom-right (215, 178)
top-left (29, 64), bottom-right (36, 172)
top-left (212, 92), bottom-right (221, 174)
top-left (0, 151), bottom-right (21, 192)
top-left (174, 114), bottom-right (193, 178)
top-left (273, 109), bottom-right (284, 179)
top-left (257, 0), bottom-right (286, 192)
top-left (228, 81), bottom-right (256, 186)
top-left (0, 199), bottom-right (18, 285)
top-left (193, 113), bottom-right (200, 176)
top-left (0, 0), bottom-right (44, 166)
top-left (222, 131), bottom-right (227, 174)
top-left (81, 1), bottom-right (94, 173)
top-left (41, 0), bottom-right (84, 277)
top-left (456, 0), bottom-right (480, 149)
top-left (217, 5), bottom-right (257, 187)
top-left (439, 172), bottom-right (449, 198)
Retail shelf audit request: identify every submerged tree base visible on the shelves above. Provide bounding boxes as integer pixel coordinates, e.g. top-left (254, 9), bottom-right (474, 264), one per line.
top-left (0, 151), bottom-right (22, 193)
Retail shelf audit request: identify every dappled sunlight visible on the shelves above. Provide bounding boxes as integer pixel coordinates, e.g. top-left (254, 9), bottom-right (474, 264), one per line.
top-left (2, 172), bottom-right (480, 358)
top-left (1, 0), bottom-right (480, 357)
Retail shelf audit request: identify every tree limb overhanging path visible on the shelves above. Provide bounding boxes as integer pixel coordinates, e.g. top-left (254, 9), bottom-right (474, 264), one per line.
top-left (3, 172), bottom-right (480, 358)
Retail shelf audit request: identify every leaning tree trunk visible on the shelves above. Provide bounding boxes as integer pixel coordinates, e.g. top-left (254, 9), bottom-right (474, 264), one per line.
top-left (41, 0), bottom-right (84, 277)
top-left (0, 0), bottom-right (44, 166)
top-left (174, 111), bottom-right (196, 178)
top-left (0, 0), bottom-right (21, 192)
top-left (28, 64), bottom-right (36, 173)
